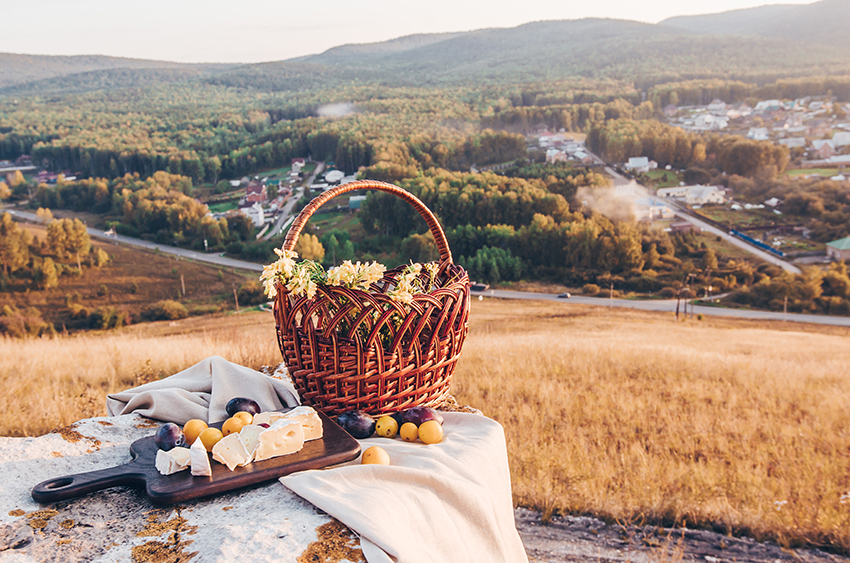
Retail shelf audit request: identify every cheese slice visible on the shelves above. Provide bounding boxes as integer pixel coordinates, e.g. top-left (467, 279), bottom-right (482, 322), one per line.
top-left (155, 447), bottom-right (192, 476)
top-left (253, 420), bottom-right (305, 462)
top-left (238, 424), bottom-right (265, 461)
top-left (212, 432), bottom-right (251, 471)
top-left (281, 406), bottom-right (323, 441)
top-left (252, 411), bottom-right (285, 426)
top-left (190, 437), bottom-right (212, 477)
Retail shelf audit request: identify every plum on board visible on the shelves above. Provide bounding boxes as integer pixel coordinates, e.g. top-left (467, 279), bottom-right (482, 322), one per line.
top-left (154, 423), bottom-right (186, 451)
top-left (401, 407), bottom-right (443, 427)
top-left (226, 397), bottom-right (261, 417)
top-left (337, 410), bottom-right (376, 439)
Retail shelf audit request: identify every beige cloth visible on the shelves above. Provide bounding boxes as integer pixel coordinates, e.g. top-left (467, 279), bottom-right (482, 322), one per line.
top-left (280, 412), bottom-right (530, 563)
top-left (106, 356), bottom-right (299, 424)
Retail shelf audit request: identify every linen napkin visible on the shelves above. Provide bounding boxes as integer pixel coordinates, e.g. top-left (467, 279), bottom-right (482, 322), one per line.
top-left (280, 412), bottom-right (530, 563)
top-left (106, 355), bottom-right (299, 424)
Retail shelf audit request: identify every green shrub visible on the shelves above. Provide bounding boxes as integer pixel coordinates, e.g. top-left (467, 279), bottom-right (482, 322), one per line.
top-left (144, 300), bottom-right (189, 321)
top-left (582, 283), bottom-right (600, 296)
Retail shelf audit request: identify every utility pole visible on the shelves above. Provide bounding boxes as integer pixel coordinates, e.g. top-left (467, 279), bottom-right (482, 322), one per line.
top-left (784, 294), bottom-right (788, 322)
top-left (233, 284), bottom-right (240, 313)
top-left (180, 274), bottom-right (186, 297)
top-left (609, 282), bottom-right (614, 307)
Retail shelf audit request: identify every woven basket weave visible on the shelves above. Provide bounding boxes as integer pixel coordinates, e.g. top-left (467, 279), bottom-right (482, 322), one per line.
top-left (273, 180), bottom-right (470, 417)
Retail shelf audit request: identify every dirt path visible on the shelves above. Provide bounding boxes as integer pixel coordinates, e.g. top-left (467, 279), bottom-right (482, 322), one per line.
top-left (515, 509), bottom-right (849, 563)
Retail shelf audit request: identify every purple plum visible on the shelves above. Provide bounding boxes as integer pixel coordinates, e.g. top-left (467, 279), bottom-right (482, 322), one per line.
top-left (226, 397), bottom-right (261, 417)
top-left (154, 423), bottom-right (186, 451)
top-left (337, 410), bottom-right (376, 439)
top-left (401, 407), bottom-right (443, 427)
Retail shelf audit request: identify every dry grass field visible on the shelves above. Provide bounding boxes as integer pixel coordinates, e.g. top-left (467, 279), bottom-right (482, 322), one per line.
top-left (1, 299), bottom-right (849, 553)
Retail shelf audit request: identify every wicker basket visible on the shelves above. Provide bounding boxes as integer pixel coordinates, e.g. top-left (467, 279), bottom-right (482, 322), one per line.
top-left (273, 179), bottom-right (470, 417)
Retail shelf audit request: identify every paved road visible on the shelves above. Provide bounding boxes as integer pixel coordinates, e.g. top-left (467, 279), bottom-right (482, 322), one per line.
top-left (474, 288), bottom-right (850, 327)
top-left (262, 161), bottom-right (324, 241)
top-left (602, 164), bottom-right (802, 274)
top-left (6, 207), bottom-right (847, 327)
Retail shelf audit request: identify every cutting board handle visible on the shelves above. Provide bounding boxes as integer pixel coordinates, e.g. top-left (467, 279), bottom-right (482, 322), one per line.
top-left (32, 461), bottom-right (147, 503)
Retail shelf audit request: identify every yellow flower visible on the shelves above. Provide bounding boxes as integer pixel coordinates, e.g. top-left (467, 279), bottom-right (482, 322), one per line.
top-left (286, 264), bottom-right (318, 299)
top-left (259, 249), bottom-right (300, 297)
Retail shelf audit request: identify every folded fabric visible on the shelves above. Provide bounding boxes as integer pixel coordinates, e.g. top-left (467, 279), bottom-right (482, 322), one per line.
top-left (106, 355), bottom-right (300, 424)
top-left (281, 412), bottom-right (530, 563)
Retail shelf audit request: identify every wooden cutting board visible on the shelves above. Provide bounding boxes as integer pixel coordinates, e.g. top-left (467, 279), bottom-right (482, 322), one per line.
top-left (31, 411), bottom-right (360, 505)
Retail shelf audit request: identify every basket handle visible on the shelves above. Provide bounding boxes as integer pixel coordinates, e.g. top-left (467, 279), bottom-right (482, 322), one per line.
top-left (283, 179), bottom-right (453, 264)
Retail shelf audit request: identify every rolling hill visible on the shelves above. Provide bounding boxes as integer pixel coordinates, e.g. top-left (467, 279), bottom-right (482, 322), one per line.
top-left (661, 0), bottom-right (850, 51)
top-left (1, 0), bottom-right (848, 95)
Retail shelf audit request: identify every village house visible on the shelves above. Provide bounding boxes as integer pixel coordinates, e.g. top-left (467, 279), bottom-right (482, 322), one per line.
top-left (807, 120), bottom-right (832, 138)
top-left (545, 149), bottom-right (567, 164)
top-left (778, 137), bottom-right (807, 149)
top-left (291, 158), bottom-right (305, 174)
top-left (811, 140), bottom-right (836, 160)
top-left (657, 185), bottom-right (725, 206)
top-left (707, 99), bottom-right (727, 114)
top-left (746, 127), bottom-right (770, 141)
top-left (245, 180), bottom-right (267, 204)
top-left (693, 113), bottom-right (728, 131)
top-left (754, 100), bottom-right (782, 112)
top-left (625, 156), bottom-right (656, 173)
top-left (663, 104), bottom-right (678, 118)
top-left (826, 236), bottom-right (850, 261)
top-left (634, 198), bottom-right (674, 221)
top-left (241, 202), bottom-right (265, 228)
top-left (832, 131), bottom-right (850, 148)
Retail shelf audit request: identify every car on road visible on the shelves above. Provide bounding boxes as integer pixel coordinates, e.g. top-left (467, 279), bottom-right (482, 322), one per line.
top-left (557, 292), bottom-right (571, 298)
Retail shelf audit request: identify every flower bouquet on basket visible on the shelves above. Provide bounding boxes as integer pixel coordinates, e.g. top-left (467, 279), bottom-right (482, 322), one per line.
top-left (263, 180), bottom-right (470, 418)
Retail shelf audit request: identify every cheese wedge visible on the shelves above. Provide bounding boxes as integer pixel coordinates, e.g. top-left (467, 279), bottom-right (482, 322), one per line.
top-left (190, 436), bottom-right (212, 477)
top-left (155, 447), bottom-right (192, 476)
top-left (238, 424), bottom-right (265, 461)
top-left (253, 420), bottom-right (305, 462)
top-left (252, 411), bottom-right (286, 426)
top-left (212, 432), bottom-right (251, 471)
top-left (281, 406), bottom-right (323, 441)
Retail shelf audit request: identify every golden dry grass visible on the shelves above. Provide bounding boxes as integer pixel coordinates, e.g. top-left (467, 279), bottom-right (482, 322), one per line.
top-left (0, 311), bottom-right (281, 436)
top-left (2, 300), bottom-right (849, 552)
top-left (452, 300), bottom-right (850, 553)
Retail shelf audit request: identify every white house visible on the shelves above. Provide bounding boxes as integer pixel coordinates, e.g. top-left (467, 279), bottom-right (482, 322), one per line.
top-left (625, 156), bottom-right (655, 173)
top-left (657, 185), bottom-right (725, 205)
top-left (707, 99), bottom-right (727, 114)
top-left (693, 113), bottom-right (728, 131)
top-left (778, 137), bottom-right (807, 148)
top-left (755, 100), bottom-right (782, 112)
top-left (833, 132), bottom-right (850, 148)
top-left (242, 202), bottom-right (264, 227)
top-left (546, 149), bottom-right (567, 164)
top-left (747, 127), bottom-right (770, 141)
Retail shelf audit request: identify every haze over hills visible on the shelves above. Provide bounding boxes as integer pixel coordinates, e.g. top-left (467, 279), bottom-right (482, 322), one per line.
top-left (661, 0), bottom-right (850, 50)
top-left (0, 0), bottom-right (848, 95)
top-left (0, 53), bottom-right (230, 90)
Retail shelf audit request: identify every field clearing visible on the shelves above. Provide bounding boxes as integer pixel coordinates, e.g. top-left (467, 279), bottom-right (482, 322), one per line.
top-left (1, 301), bottom-right (849, 552)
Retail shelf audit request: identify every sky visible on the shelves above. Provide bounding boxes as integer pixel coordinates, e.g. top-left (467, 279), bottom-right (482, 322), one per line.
top-left (1, 0), bottom-right (820, 64)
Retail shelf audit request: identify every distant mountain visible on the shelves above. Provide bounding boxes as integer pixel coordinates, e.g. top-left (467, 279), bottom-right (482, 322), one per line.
top-left (0, 53), bottom-right (230, 91)
top-left (275, 15), bottom-right (850, 87)
top-left (661, 0), bottom-right (850, 51)
top-left (2, 1), bottom-right (849, 96)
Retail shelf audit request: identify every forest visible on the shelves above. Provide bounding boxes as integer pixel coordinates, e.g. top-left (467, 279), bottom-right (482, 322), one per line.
top-left (1, 58), bottom-right (849, 326)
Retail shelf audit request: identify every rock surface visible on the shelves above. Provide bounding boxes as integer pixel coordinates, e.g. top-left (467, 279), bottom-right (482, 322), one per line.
top-left (0, 415), bottom-right (364, 562)
top-left (515, 508), bottom-right (850, 563)
top-left (2, 415), bottom-right (848, 563)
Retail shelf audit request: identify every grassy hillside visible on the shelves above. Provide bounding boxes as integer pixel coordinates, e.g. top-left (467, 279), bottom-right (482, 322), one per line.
top-left (0, 222), bottom-right (256, 333)
top-left (1, 299), bottom-right (848, 552)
